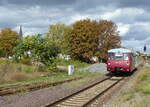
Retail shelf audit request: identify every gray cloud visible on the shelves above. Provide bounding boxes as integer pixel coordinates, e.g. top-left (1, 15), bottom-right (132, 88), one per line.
top-left (0, 0), bottom-right (150, 52)
top-left (0, 0), bottom-right (77, 7)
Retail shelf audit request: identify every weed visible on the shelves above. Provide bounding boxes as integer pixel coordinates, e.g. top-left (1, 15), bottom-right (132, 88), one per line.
top-left (139, 84), bottom-right (150, 94)
top-left (24, 68), bottom-right (33, 73)
top-left (54, 57), bottom-right (90, 72)
top-left (122, 92), bottom-right (134, 101)
top-left (138, 73), bottom-right (150, 81)
top-left (10, 73), bottom-right (30, 82)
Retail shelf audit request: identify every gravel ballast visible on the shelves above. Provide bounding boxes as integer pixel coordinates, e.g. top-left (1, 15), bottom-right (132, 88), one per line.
top-left (0, 75), bottom-right (105, 107)
top-left (0, 63), bottom-right (107, 107)
top-left (79, 63), bottom-right (107, 74)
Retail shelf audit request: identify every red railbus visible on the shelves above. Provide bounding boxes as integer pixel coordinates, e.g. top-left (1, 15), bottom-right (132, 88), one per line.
top-left (107, 48), bottom-right (136, 73)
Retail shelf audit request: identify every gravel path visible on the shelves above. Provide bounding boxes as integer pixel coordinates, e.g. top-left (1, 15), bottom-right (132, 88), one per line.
top-left (79, 63), bottom-right (107, 74)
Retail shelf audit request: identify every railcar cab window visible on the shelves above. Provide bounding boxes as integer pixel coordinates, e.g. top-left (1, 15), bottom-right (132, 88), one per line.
top-left (108, 53), bottom-right (129, 60)
top-left (108, 53), bottom-right (115, 60)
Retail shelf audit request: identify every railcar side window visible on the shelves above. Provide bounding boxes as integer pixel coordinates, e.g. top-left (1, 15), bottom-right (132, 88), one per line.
top-left (108, 53), bottom-right (115, 60)
top-left (124, 54), bottom-right (129, 60)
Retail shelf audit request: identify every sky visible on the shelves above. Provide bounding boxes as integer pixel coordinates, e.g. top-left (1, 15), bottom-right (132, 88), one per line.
top-left (0, 0), bottom-right (150, 53)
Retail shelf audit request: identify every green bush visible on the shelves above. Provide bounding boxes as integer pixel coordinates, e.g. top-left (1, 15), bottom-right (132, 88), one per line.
top-left (14, 35), bottom-right (60, 67)
top-left (46, 63), bottom-right (58, 72)
top-left (0, 50), bottom-right (5, 57)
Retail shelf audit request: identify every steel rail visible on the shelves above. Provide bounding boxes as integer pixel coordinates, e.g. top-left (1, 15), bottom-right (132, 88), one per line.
top-left (82, 77), bottom-right (124, 107)
top-left (45, 76), bottom-right (112, 107)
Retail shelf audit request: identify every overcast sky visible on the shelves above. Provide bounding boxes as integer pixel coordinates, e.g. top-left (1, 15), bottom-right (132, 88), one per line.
top-left (0, 0), bottom-right (150, 53)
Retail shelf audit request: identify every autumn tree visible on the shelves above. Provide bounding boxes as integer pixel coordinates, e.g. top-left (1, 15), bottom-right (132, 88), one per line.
top-left (69, 19), bottom-right (100, 62)
top-left (0, 28), bottom-right (20, 57)
top-left (98, 20), bottom-right (121, 60)
top-left (46, 24), bottom-right (72, 54)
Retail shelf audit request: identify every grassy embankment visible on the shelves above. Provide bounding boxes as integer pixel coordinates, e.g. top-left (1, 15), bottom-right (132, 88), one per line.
top-left (0, 58), bottom-right (100, 87)
top-left (106, 65), bottom-right (150, 107)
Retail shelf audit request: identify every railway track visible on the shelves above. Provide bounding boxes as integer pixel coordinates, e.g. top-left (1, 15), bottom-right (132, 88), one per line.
top-left (45, 76), bottom-right (124, 107)
top-left (0, 77), bottom-right (83, 96)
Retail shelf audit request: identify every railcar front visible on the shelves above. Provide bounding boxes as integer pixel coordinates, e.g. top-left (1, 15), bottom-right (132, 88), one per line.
top-left (107, 48), bottom-right (134, 73)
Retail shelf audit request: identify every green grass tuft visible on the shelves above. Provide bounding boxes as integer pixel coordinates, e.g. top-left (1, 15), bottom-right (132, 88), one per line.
top-left (139, 84), bottom-right (150, 94)
top-left (122, 92), bottom-right (134, 101)
top-left (138, 73), bottom-right (150, 81)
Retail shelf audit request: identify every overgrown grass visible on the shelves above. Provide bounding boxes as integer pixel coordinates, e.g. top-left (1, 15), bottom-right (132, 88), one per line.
top-left (55, 57), bottom-right (90, 71)
top-left (122, 92), bottom-right (135, 101)
top-left (105, 65), bottom-right (150, 107)
top-left (0, 71), bottom-right (101, 87)
top-left (137, 69), bottom-right (150, 94)
top-left (0, 62), bottom-right (38, 84)
top-left (0, 58), bottom-right (11, 64)
top-left (0, 58), bottom-right (97, 87)
top-left (139, 84), bottom-right (150, 94)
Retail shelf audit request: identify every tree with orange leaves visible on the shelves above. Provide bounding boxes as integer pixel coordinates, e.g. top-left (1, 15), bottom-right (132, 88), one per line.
top-left (0, 28), bottom-right (20, 57)
top-left (98, 20), bottom-right (121, 61)
top-left (69, 19), bottom-right (121, 63)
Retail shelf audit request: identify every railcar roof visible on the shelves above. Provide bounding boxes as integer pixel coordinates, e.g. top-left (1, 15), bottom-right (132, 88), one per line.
top-left (108, 48), bottom-right (132, 53)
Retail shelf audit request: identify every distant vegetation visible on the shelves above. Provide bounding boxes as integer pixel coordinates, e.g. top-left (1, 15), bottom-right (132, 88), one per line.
top-left (0, 19), bottom-right (121, 85)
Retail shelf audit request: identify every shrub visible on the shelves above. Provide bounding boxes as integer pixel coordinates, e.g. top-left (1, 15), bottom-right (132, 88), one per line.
top-left (0, 50), bottom-right (5, 57)
top-left (46, 63), bottom-right (58, 72)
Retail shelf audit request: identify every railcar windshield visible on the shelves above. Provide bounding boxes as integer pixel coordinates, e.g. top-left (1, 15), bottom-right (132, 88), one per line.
top-left (108, 53), bottom-right (129, 60)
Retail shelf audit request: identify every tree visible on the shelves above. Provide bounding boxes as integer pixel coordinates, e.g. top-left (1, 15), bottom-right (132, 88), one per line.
top-left (69, 19), bottom-right (100, 62)
top-left (0, 50), bottom-right (5, 57)
top-left (14, 35), bottom-right (60, 65)
top-left (0, 28), bottom-right (20, 57)
top-left (69, 19), bottom-right (121, 63)
top-left (98, 20), bottom-right (121, 60)
top-left (46, 24), bottom-right (72, 54)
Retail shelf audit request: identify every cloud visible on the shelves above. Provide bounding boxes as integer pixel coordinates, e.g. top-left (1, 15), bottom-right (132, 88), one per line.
top-left (0, 0), bottom-right (150, 52)
top-left (122, 39), bottom-right (150, 53)
top-left (118, 23), bottom-right (131, 36)
top-left (100, 8), bottom-right (145, 24)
